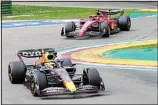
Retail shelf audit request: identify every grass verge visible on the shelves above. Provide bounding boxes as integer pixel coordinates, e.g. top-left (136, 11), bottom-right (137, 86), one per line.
top-left (1, 5), bottom-right (147, 20)
top-left (116, 44), bottom-right (157, 50)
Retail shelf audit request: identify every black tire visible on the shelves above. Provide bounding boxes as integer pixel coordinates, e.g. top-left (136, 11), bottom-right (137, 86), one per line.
top-left (65, 22), bottom-right (76, 38)
top-left (83, 68), bottom-right (102, 89)
top-left (8, 61), bottom-right (26, 84)
top-left (118, 15), bottom-right (131, 31)
top-left (58, 58), bottom-right (72, 67)
top-left (100, 22), bottom-right (110, 37)
top-left (61, 27), bottom-right (64, 36)
top-left (30, 71), bottom-right (47, 96)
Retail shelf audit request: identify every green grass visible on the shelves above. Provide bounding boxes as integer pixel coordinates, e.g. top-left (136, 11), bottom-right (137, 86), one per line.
top-left (2, 5), bottom-right (140, 20)
top-left (117, 44), bottom-right (158, 50)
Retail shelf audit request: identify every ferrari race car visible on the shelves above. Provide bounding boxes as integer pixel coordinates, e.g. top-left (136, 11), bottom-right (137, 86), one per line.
top-left (61, 9), bottom-right (131, 38)
top-left (8, 48), bottom-right (105, 97)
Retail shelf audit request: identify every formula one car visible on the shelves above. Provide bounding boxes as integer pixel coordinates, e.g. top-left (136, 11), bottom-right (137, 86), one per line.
top-left (8, 48), bottom-right (105, 97)
top-left (61, 9), bottom-right (131, 38)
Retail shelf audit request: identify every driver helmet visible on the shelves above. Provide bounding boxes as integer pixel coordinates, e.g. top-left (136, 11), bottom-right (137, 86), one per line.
top-left (43, 52), bottom-right (57, 67)
top-left (44, 52), bottom-right (56, 62)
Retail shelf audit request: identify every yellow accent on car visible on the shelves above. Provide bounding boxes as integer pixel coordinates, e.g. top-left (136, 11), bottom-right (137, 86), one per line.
top-left (64, 81), bottom-right (77, 92)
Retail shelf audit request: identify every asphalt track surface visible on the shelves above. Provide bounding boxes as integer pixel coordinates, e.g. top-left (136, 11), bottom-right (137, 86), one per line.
top-left (2, 2), bottom-right (158, 104)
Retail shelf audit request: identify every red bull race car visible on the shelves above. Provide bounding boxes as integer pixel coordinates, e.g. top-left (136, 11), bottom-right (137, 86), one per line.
top-left (8, 48), bottom-right (105, 97)
top-left (61, 9), bottom-right (131, 38)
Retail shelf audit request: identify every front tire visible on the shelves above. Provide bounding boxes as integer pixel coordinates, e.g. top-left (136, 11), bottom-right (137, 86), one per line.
top-left (8, 61), bottom-right (26, 84)
top-left (83, 68), bottom-right (102, 89)
top-left (30, 71), bottom-right (47, 96)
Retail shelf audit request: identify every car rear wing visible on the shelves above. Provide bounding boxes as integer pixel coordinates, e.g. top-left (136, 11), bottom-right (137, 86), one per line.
top-left (98, 9), bottom-right (124, 16)
top-left (17, 48), bottom-right (57, 58)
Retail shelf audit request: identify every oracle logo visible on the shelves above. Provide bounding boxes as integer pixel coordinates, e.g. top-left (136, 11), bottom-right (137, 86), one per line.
top-left (22, 51), bottom-right (42, 57)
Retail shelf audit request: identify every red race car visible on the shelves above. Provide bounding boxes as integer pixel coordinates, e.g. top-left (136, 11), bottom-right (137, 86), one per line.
top-left (61, 9), bottom-right (131, 38)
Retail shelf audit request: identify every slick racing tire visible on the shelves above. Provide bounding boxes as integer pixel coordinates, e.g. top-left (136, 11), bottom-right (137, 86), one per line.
top-left (83, 68), bottom-right (102, 89)
top-left (8, 61), bottom-right (26, 84)
top-left (65, 22), bottom-right (76, 38)
top-left (118, 15), bottom-right (131, 31)
top-left (30, 71), bottom-right (47, 96)
top-left (100, 22), bottom-right (110, 37)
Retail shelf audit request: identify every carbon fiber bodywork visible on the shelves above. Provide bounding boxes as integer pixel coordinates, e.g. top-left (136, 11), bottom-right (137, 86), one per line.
top-left (40, 85), bottom-right (105, 97)
top-left (8, 48), bottom-right (106, 98)
top-left (61, 9), bottom-right (130, 38)
top-left (61, 29), bottom-right (102, 37)
top-left (61, 28), bottom-right (120, 37)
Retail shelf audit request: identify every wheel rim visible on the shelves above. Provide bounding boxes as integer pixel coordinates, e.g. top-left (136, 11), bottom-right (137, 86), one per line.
top-left (102, 27), bottom-right (110, 37)
top-left (127, 19), bottom-right (131, 29)
top-left (102, 28), bottom-right (106, 35)
top-left (30, 76), bottom-right (37, 96)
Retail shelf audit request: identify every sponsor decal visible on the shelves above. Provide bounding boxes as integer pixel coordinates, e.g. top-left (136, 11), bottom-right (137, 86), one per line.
top-left (22, 51), bottom-right (42, 57)
top-left (46, 87), bottom-right (65, 93)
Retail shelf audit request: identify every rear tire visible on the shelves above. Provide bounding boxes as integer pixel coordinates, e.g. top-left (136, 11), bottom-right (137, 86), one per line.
top-left (8, 61), bottom-right (26, 84)
top-left (65, 22), bottom-right (76, 38)
top-left (30, 71), bottom-right (47, 96)
top-left (118, 15), bottom-right (131, 31)
top-left (100, 22), bottom-right (110, 37)
top-left (83, 68), bottom-right (102, 89)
